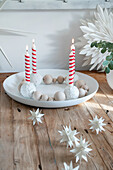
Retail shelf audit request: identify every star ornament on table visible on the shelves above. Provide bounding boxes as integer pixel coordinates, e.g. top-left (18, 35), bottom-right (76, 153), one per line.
top-left (28, 108), bottom-right (44, 125)
top-left (62, 161), bottom-right (79, 170)
top-left (70, 136), bottom-right (92, 163)
top-left (58, 125), bottom-right (79, 148)
top-left (89, 116), bottom-right (106, 134)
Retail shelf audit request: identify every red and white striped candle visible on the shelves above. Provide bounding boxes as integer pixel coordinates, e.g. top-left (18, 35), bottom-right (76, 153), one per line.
top-left (71, 38), bottom-right (75, 74)
top-left (69, 51), bottom-right (74, 86)
top-left (25, 45), bottom-right (30, 82)
top-left (32, 39), bottom-right (37, 74)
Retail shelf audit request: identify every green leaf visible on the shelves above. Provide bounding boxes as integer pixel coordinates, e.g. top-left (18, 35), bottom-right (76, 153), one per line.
top-left (91, 42), bottom-right (96, 48)
top-left (108, 49), bottom-right (111, 52)
top-left (105, 67), bottom-right (110, 74)
top-left (108, 61), bottom-right (113, 70)
top-left (95, 42), bottom-right (98, 47)
top-left (101, 48), bottom-right (106, 53)
top-left (103, 60), bottom-right (109, 66)
top-left (106, 55), bottom-right (112, 61)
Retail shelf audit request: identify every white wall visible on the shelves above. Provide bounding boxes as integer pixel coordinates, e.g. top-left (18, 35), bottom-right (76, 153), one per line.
top-left (0, 10), bottom-right (94, 72)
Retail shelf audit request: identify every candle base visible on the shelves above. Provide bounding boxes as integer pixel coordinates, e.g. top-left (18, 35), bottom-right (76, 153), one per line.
top-left (64, 85), bottom-right (79, 100)
top-left (20, 82), bottom-right (36, 98)
top-left (30, 72), bottom-right (42, 87)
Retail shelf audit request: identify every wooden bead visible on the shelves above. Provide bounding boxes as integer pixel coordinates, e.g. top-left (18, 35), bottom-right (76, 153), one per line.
top-left (43, 75), bottom-right (53, 85)
top-left (32, 91), bottom-right (42, 100)
top-left (81, 84), bottom-right (89, 91)
top-left (54, 91), bottom-right (66, 101)
top-left (79, 88), bottom-right (86, 98)
top-left (40, 94), bottom-right (48, 101)
top-left (18, 79), bottom-right (26, 91)
top-left (53, 78), bottom-right (57, 83)
top-left (75, 80), bottom-right (86, 88)
top-left (48, 97), bottom-right (54, 101)
top-left (57, 76), bottom-right (64, 84)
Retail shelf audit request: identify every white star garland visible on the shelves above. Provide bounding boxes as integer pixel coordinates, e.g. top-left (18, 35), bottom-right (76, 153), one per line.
top-left (89, 116), bottom-right (106, 134)
top-left (58, 125), bottom-right (79, 148)
top-left (62, 161), bottom-right (79, 170)
top-left (28, 108), bottom-right (44, 125)
top-left (70, 136), bottom-right (92, 163)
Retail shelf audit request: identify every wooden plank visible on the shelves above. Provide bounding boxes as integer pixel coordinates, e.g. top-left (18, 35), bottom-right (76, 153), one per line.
top-left (84, 100), bottom-right (113, 169)
top-left (84, 96), bottom-right (113, 133)
top-left (0, 82), bottom-right (14, 170)
top-left (100, 81), bottom-right (113, 104)
top-left (94, 87), bottom-right (113, 122)
top-left (12, 101), bottom-right (40, 170)
top-left (0, 72), bottom-right (113, 170)
top-left (43, 108), bottom-right (73, 170)
top-left (56, 105), bottom-right (108, 170)
top-left (34, 109), bottom-right (58, 170)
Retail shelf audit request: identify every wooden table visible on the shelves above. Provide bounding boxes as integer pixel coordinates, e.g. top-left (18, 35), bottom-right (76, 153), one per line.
top-left (0, 72), bottom-right (113, 170)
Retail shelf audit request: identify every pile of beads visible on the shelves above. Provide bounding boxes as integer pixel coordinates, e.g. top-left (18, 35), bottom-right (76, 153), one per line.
top-left (43, 74), bottom-right (67, 85)
top-left (32, 91), bottom-right (66, 101)
top-left (75, 79), bottom-right (89, 97)
top-left (19, 75), bottom-right (89, 101)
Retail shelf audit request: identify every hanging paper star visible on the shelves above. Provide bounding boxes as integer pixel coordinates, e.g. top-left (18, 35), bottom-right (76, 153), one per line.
top-left (89, 116), bottom-right (106, 134)
top-left (62, 161), bottom-right (79, 170)
top-left (70, 136), bottom-right (92, 163)
top-left (58, 125), bottom-right (79, 148)
top-left (28, 108), bottom-right (44, 125)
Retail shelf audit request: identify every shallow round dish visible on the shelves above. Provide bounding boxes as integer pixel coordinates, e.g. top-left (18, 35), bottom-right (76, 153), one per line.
top-left (3, 69), bottom-right (99, 108)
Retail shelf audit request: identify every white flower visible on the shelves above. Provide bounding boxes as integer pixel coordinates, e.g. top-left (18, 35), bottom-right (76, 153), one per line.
top-left (70, 136), bottom-right (92, 163)
top-left (76, 5), bottom-right (113, 70)
top-left (58, 125), bottom-right (79, 148)
top-left (89, 116), bottom-right (106, 134)
top-left (28, 108), bottom-right (44, 125)
top-left (62, 161), bottom-right (79, 170)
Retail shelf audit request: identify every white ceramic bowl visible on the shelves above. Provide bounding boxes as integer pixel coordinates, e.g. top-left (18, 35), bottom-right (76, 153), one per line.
top-left (106, 70), bottom-right (113, 90)
top-left (3, 69), bottom-right (99, 108)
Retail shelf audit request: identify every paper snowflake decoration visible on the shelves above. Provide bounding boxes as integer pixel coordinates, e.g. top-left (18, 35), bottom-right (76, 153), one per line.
top-left (62, 161), bottom-right (79, 170)
top-left (89, 116), bottom-right (106, 134)
top-left (70, 136), bottom-right (92, 163)
top-left (76, 5), bottom-right (113, 70)
top-left (58, 125), bottom-right (79, 148)
top-left (28, 108), bottom-right (44, 125)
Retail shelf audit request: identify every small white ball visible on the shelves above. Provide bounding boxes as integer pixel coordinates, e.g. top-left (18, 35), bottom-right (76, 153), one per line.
top-left (75, 79), bottom-right (86, 88)
top-left (40, 94), bottom-right (48, 101)
top-left (65, 74), bottom-right (79, 85)
top-left (54, 91), bottom-right (66, 101)
top-left (30, 73), bottom-right (42, 86)
top-left (64, 85), bottom-right (79, 100)
top-left (79, 88), bottom-right (86, 98)
top-left (20, 82), bottom-right (36, 98)
top-left (43, 74), bottom-right (53, 85)
top-left (32, 91), bottom-right (42, 100)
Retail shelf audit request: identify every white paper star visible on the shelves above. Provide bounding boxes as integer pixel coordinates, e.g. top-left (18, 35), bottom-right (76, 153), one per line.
top-left (70, 136), bottom-right (92, 163)
top-left (28, 108), bottom-right (44, 125)
top-left (62, 161), bottom-right (79, 170)
top-left (89, 116), bottom-right (106, 134)
top-left (58, 125), bottom-right (79, 148)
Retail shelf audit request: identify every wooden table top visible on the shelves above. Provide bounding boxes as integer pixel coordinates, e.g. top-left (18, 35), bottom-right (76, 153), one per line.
top-left (0, 72), bottom-right (113, 170)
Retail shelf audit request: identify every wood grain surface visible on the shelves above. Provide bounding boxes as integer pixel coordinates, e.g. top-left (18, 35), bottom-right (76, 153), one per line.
top-left (0, 71), bottom-right (113, 170)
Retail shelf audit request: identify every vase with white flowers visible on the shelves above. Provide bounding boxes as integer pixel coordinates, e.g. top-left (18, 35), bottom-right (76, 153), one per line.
top-left (91, 41), bottom-right (113, 89)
